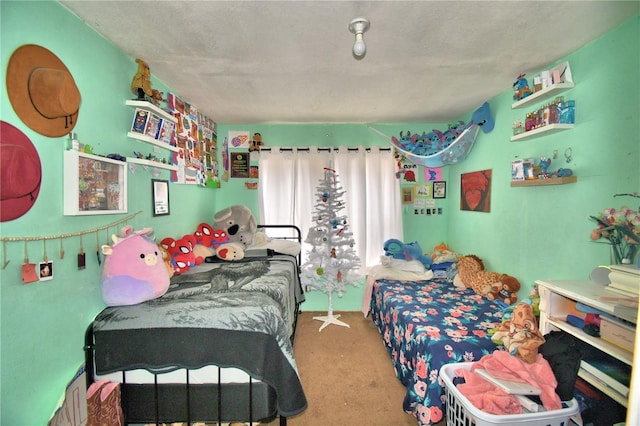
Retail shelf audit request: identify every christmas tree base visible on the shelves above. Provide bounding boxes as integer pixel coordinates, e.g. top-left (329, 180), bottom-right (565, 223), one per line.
top-left (313, 314), bottom-right (350, 332)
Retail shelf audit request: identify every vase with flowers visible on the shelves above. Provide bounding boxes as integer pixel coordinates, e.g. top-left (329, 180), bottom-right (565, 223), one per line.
top-left (590, 199), bottom-right (640, 265)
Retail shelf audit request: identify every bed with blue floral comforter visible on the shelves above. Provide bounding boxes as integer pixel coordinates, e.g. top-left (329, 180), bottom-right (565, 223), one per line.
top-left (369, 278), bottom-right (504, 425)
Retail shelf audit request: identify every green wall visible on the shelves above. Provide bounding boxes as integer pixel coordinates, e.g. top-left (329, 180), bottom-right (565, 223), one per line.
top-left (0, 1), bottom-right (638, 423)
top-left (1, 1), bottom-right (216, 423)
top-left (447, 14), bottom-right (640, 289)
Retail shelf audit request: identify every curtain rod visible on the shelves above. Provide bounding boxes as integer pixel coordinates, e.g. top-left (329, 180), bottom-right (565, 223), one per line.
top-left (260, 146), bottom-right (391, 153)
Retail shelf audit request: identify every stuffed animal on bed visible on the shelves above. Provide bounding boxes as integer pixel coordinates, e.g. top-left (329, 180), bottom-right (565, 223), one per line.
top-left (383, 239), bottom-right (433, 268)
top-left (453, 255), bottom-right (520, 304)
top-left (160, 234), bottom-right (201, 274)
top-left (213, 205), bottom-right (257, 249)
top-left (101, 226), bottom-right (170, 307)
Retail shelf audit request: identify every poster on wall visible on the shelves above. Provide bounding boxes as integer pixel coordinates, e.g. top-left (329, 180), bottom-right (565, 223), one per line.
top-left (460, 169), bottom-right (492, 212)
top-left (228, 131), bottom-right (251, 149)
top-left (424, 167), bottom-right (442, 182)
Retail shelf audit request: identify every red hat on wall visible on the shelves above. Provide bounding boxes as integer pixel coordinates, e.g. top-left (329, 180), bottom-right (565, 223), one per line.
top-left (0, 121), bottom-right (42, 222)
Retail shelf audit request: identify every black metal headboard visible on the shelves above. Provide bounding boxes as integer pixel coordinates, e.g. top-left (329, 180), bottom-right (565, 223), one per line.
top-left (256, 224), bottom-right (302, 265)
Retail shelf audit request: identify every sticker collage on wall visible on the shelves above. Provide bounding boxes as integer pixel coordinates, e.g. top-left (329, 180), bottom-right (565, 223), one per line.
top-left (397, 157), bottom-right (447, 216)
top-left (167, 92), bottom-right (219, 188)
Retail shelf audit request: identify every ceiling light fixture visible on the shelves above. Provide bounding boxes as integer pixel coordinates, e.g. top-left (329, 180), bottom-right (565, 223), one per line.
top-left (348, 17), bottom-right (370, 59)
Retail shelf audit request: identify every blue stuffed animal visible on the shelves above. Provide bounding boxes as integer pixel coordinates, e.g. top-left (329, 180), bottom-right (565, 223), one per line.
top-left (383, 239), bottom-right (433, 268)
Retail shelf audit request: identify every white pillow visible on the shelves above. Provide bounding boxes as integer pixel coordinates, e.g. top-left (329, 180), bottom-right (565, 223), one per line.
top-left (249, 231), bottom-right (301, 256)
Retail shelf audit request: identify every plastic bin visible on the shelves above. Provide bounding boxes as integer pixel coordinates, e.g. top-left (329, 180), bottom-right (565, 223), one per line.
top-left (439, 362), bottom-right (579, 426)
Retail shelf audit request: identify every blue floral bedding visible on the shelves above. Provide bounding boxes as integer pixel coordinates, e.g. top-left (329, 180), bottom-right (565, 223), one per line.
top-left (370, 278), bottom-right (504, 425)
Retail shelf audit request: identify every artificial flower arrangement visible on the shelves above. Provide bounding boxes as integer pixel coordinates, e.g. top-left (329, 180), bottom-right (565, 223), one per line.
top-left (590, 199), bottom-right (640, 265)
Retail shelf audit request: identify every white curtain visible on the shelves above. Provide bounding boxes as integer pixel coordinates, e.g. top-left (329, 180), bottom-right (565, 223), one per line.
top-left (258, 146), bottom-right (403, 271)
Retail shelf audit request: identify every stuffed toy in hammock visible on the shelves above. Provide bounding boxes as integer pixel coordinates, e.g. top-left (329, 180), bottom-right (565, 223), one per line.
top-left (101, 226), bottom-right (170, 307)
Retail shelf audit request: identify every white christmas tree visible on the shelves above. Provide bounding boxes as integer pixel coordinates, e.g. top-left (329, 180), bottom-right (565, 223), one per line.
top-left (301, 167), bottom-right (361, 331)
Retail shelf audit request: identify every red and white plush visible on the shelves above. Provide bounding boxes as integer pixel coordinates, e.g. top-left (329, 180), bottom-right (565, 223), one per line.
top-left (101, 226), bottom-right (170, 307)
top-left (160, 234), bottom-right (202, 274)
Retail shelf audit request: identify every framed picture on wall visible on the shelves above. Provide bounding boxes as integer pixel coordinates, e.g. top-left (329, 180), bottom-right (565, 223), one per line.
top-left (152, 179), bottom-right (170, 216)
top-left (433, 181), bottom-right (447, 199)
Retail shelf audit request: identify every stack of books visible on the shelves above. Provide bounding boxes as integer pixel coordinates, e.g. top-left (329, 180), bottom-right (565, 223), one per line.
top-left (606, 264), bottom-right (640, 299)
top-left (580, 350), bottom-right (631, 398)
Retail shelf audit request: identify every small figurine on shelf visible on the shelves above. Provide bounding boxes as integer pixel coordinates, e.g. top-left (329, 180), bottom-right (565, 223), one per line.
top-left (538, 156), bottom-right (552, 178)
top-left (513, 74), bottom-right (532, 101)
top-left (150, 89), bottom-right (166, 106)
top-left (130, 58), bottom-right (152, 101)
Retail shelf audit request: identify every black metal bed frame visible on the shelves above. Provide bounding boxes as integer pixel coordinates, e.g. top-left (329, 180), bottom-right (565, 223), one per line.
top-left (84, 224), bottom-right (303, 426)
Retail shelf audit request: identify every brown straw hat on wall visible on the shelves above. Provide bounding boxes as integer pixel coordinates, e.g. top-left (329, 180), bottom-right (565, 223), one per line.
top-left (6, 44), bottom-right (81, 137)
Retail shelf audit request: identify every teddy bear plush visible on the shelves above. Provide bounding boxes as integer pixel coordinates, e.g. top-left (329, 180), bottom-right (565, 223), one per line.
top-left (486, 277), bottom-right (520, 305)
top-left (453, 254), bottom-right (520, 304)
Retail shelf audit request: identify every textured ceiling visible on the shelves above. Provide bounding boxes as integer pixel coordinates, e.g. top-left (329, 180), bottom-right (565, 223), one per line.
top-left (60, 1), bottom-right (638, 124)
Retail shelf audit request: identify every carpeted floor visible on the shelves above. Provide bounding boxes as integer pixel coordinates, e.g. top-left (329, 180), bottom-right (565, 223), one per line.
top-left (264, 311), bottom-right (420, 426)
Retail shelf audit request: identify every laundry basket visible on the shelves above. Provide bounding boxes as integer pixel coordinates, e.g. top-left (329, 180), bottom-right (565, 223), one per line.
top-left (439, 363), bottom-right (579, 426)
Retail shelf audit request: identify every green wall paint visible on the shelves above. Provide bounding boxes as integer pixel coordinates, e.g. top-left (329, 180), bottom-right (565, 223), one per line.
top-left (0, 1), bottom-right (638, 423)
top-left (447, 15), bottom-right (640, 292)
top-left (1, 1), bottom-right (216, 423)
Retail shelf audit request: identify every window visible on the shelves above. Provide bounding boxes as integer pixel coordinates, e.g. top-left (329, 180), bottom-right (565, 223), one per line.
top-left (258, 146), bottom-right (402, 271)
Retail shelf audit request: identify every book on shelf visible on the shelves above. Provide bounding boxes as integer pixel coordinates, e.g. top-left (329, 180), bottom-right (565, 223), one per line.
top-left (601, 286), bottom-right (639, 308)
top-left (580, 351), bottom-right (631, 397)
top-left (610, 264), bottom-right (640, 276)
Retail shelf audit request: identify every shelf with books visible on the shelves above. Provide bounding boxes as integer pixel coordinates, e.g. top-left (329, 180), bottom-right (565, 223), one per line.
top-left (537, 278), bottom-right (636, 410)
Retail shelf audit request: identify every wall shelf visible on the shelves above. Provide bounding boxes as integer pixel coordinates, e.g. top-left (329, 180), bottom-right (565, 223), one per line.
top-left (511, 176), bottom-right (577, 187)
top-left (512, 82), bottom-right (575, 109)
top-left (126, 131), bottom-right (181, 152)
top-left (125, 100), bottom-right (176, 123)
top-left (510, 123), bottom-right (574, 142)
top-left (127, 157), bottom-right (177, 171)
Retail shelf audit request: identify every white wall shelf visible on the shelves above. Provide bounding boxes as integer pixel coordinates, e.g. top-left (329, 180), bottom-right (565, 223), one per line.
top-left (510, 123), bottom-right (574, 142)
top-left (512, 82), bottom-right (575, 109)
top-left (125, 100), bottom-right (176, 123)
top-left (127, 157), bottom-right (177, 171)
top-left (126, 131), bottom-right (181, 152)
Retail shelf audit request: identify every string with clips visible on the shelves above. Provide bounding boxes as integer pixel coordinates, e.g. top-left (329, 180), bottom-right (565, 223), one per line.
top-left (0, 210), bottom-right (142, 270)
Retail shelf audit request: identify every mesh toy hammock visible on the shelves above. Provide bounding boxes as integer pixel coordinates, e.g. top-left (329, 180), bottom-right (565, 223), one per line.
top-left (368, 102), bottom-right (494, 168)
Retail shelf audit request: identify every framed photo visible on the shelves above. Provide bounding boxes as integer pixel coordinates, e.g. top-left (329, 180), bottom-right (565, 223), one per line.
top-left (402, 186), bottom-right (414, 204)
top-left (433, 181), bottom-right (447, 199)
top-left (39, 261), bottom-right (53, 281)
top-left (63, 151), bottom-right (127, 215)
top-left (152, 179), bottom-right (170, 216)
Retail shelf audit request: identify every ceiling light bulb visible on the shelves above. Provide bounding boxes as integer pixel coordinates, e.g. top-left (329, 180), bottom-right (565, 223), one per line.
top-left (353, 33), bottom-right (366, 57)
top-left (348, 17), bottom-right (370, 60)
